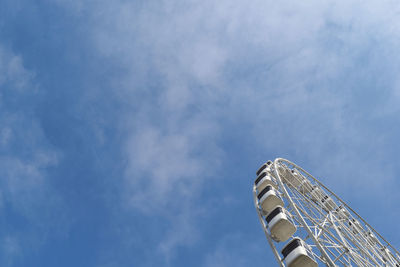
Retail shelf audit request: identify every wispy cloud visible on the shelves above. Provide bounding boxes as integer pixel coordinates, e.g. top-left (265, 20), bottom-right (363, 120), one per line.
top-left (202, 233), bottom-right (264, 267)
top-left (51, 0), bottom-right (400, 264)
top-left (0, 47), bottom-right (34, 91)
top-left (0, 44), bottom-right (62, 266)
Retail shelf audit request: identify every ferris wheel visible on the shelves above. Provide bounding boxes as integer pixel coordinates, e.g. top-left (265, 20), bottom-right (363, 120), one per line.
top-left (253, 158), bottom-right (400, 267)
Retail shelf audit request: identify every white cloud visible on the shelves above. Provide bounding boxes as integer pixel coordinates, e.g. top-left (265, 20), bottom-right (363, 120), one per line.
top-left (0, 47), bottom-right (34, 91)
top-left (1, 236), bottom-right (20, 267)
top-left (54, 0), bottom-right (400, 262)
top-left (157, 208), bottom-right (200, 263)
top-left (0, 44), bottom-right (61, 265)
top-left (202, 233), bottom-right (264, 267)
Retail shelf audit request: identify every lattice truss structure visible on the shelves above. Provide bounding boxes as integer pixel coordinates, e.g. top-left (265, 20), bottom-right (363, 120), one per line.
top-left (253, 158), bottom-right (400, 267)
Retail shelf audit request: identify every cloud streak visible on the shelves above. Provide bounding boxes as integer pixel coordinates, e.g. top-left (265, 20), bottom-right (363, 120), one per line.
top-left (0, 44), bottom-right (62, 266)
top-left (45, 0), bottom-right (400, 265)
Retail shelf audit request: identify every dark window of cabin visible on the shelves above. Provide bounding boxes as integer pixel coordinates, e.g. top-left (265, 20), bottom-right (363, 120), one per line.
top-left (257, 185), bottom-right (273, 200)
top-left (255, 172), bottom-right (268, 185)
top-left (282, 239), bottom-right (302, 258)
top-left (266, 206), bottom-right (283, 223)
top-left (256, 164), bottom-right (267, 176)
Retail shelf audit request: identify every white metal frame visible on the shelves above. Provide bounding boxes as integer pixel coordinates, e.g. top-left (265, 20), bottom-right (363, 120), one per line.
top-left (253, 158), bottom-right (400, 267)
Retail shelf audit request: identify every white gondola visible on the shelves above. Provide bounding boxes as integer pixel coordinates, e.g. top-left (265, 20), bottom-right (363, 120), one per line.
top-left (364, 228), bottom-right (379, 245)
top-left (310, 186), bottom-right (325, 203)
top-left (348, 218), bottom-right (364, 234)
top-left (381, 247), bottom-right (393, 264)
top-left (276, 164), bottom-right (293, 184)
top-left (257, 185), bottom-right (284, 213)
top-left (255, 171), bottom-right (278, 191)
top-left (299, 179), bottom-right (313, 194)
top-left (321, 195), bottom-right (337, 212)
top-left (265, 206), bottom-right (297, 242)
top-left (286, 169), bottom-right (305, 188)
top-left (335, 205), bottom-right (350, 220)
top-left (281, 237), bottom-right (318, 267)
top-left (256, 160), bottom-right (273, 177)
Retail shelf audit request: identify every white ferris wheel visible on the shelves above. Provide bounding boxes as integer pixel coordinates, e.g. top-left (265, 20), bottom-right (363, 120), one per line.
top-left (253, 158), bottom-right (400, 267)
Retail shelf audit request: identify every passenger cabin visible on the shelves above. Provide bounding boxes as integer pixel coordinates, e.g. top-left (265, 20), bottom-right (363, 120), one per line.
top-left (255, 172), bottom-right (278, 191)
top-left (265, 206), bottom-right (296, 242)
top-left (310, 186), bottom-right (325, 203)
top-left (257, 185), bottom-right (284, 213)
top-left (364, 229), bottom-right (378, 245)
top-left (256, 161), bottom-right (273, 176)
top-left (335, 205), bottom-right (350, 220)
top-left (321, 195), bottom-right (337, 212)
top-left (277, 165), bottom-right (292, 184)
top-left (380, 247), bottom-right (394, 264)
top-left (281, 237), bottom-right (318, 267)
top-left (299, 179), bottom-right (313, 194)
top-left (310, 186), bottom-right (337, 212)
top-left (286, 169), bottom-right (304, 188)
top-left (348, 218), bottom-right (364, 234)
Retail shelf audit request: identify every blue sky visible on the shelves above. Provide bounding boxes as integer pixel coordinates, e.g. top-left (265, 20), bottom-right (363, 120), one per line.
top-left (1, 0), bottom-right (400, 266)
